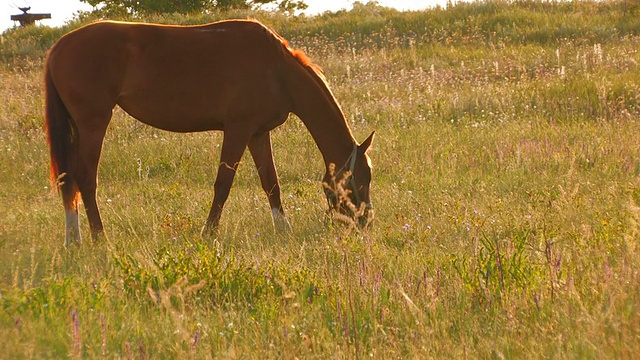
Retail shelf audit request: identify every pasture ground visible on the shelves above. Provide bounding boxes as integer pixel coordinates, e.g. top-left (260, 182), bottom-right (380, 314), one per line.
top-left (1, 1), bottom-right (640, 358)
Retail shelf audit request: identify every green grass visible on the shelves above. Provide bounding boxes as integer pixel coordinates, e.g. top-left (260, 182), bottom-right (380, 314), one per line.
top-left (2, 0), bottom-right (640, 358)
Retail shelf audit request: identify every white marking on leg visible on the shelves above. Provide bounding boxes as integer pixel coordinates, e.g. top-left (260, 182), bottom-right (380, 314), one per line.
top-left (65, 209), bottom-right (81, 247)
top-left (272, 208), bottom-right (291, 233)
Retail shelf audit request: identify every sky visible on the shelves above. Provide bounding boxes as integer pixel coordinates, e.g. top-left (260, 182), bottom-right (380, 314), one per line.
top-left (2, 0), bottom-right (450, 32)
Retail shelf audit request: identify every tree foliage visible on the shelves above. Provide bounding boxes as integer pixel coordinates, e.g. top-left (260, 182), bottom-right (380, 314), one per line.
top-left (80, 0), bottom-right (307, 15)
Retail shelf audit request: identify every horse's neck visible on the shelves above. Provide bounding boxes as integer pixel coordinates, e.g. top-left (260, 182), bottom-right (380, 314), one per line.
top-left (288, 66), bottom-right (356, 167)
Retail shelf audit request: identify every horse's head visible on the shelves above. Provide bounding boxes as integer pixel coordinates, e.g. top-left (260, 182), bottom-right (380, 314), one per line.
top-left (324, 132), bottom-right (375, 227)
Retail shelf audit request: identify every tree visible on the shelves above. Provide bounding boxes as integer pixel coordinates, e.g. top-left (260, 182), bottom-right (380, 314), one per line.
top-left (81, 0), bottom-right (307, 15)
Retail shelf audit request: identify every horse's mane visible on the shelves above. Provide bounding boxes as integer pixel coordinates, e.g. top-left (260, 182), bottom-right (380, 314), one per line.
top-left (284, 42), bottom-right (323, 75)
top-left (257, 20), bottom-right (354, 140)
top-left (256, 20), bottom-right (326, 81)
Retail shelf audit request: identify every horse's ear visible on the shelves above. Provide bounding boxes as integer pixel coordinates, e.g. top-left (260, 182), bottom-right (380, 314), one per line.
top-left (359, 131), bottom-right (375, 153)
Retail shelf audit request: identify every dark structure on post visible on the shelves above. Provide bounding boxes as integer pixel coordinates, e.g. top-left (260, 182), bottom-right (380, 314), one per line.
top-left (10, 7), bottom-right (51, 27)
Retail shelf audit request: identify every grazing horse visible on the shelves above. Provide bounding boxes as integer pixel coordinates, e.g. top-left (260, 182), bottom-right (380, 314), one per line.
top-left (44, 19), bottom-right (374, 246)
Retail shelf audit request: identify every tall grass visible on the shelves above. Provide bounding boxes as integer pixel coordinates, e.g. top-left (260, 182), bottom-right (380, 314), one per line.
top-left (1, 0), bottom-right (640, 357)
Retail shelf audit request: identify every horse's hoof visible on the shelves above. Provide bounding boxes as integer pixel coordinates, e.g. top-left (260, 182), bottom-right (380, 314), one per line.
top-left (272, 209), bottom-right (292, 233)
top-left (201, 225), bottom-right (218, 238)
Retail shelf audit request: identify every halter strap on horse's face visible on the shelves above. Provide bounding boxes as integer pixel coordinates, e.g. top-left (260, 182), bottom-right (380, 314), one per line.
top-left (346, 145), bottom-right (361, 206)
top-left (326, 144), bottom-right (361, 208)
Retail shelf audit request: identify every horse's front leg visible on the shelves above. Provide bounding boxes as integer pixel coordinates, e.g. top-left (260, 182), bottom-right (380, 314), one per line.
top-left (202, 127), bottom-right (253, 237)
top-left (248, 131), bottom-right (291, 233)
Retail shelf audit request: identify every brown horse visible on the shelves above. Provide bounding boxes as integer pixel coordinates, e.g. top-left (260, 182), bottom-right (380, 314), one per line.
top-left (44, 19), bottom-right (374, 246)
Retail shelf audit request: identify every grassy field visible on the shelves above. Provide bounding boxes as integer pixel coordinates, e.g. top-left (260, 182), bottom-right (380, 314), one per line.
top-left (2, 0), bottom-right (640, 358)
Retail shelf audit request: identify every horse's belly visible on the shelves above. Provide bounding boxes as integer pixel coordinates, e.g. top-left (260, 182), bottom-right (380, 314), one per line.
top-left (117, 93), bottom-right (225, 132)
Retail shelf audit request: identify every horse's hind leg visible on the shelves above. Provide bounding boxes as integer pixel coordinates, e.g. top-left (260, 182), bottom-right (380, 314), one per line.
top-left (248, 132), bottom-right (291, 232)
top-left (62, 180), bottom-right (81, 247)
top-left (75, 112), bottom-right (111, 242)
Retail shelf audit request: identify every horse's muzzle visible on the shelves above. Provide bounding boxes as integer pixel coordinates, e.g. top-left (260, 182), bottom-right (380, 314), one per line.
top-left (357, 202), bottom-right (374, 228)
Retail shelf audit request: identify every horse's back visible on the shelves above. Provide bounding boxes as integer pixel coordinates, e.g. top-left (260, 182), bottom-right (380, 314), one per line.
top-left (47, 19), bottom-right (283, 85)
top-left (46, 20), bottom-right (295, 131)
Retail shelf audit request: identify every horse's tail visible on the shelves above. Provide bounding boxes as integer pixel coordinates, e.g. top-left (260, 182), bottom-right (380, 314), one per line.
top-left (44, 56), bottom-right (79, 206)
